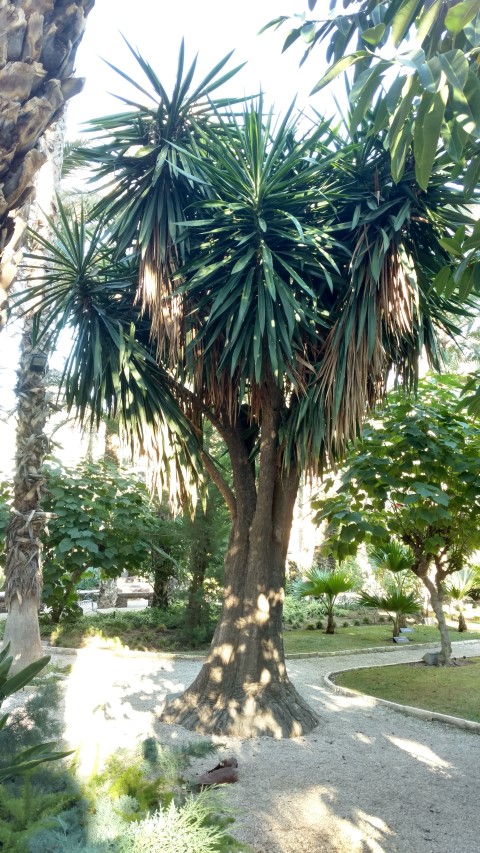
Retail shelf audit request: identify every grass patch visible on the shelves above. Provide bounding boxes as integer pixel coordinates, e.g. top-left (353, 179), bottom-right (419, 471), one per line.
top-left (334, 659), bottom-right (480, 723)
top-left (283, 623), bottom-right (480, 655)
top-left (3, 610), bottom-right (480, 656)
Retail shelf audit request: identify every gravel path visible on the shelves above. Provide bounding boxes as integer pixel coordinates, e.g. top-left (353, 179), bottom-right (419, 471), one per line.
top-left (32, 641), bottom-right (480, 852)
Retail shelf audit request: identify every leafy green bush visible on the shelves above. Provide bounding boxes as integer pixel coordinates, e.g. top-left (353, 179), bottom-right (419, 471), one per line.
top-left (282, 595), bottom-right (325, 629)
top-left (0, 656), bottom-right (81, 851)
top-left (117, 791), bottom-right (240, 853)
top-left (0, 461), bottom-right (187, 624)
top-left (27, 738), bottom-right (246, 853)
top-left (41, 605), bottom-right (202, 652)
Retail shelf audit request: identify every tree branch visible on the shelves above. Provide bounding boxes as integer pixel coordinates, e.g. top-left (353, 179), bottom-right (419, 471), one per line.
top-left (201, 449), bottom-right (236, 519)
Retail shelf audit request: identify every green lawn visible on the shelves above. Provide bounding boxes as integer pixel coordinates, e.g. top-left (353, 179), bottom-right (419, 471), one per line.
top-left (3, 612), bottom-right (475, 655)
top-left (335, 660), bottom-right (480, 723)
top-left (283, 623), bottom-right (480, 655)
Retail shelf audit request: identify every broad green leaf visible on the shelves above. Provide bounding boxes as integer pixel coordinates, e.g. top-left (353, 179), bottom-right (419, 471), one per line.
top-left (391, 119), bottom-right (414, 183)
top-left (301, 22), bottom-right (316, 44)
top-left (361, 24), bottom-right (386, 46)
top-left (392, 0), bottom-right (422, 46)
top-left (451, 88), bottom-right (477, 136)
top-left (418, 58), bottom-right (445, 94)
top-left (397, 48), bottom-right (426, 71)
top-left (416, 0), bottom-right (443, 43)
top-left (432, 266), bottom-right (454, 295)
top-left (311, 51), bottom-right (370, 95)
top-left (438, 50), bottom-right (469, 93)
top-left (464, 12), bottom-right (480, 46)
top-left (232, 248), bottom-right (256, 274)
top-left (0, 656), bottom-right (50, 701)
top-left (445, 0), bottom-right (480, 34)
top-left (414, 86), bottom-right (448, 190)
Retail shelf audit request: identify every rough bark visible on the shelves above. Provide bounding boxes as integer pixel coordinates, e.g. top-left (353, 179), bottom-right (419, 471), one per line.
top-left (150, 553), bottom-right (174, 610)
top-left (421, 572), bottom-right (452, 663)
top-left (325, 608), bottom-right (335, 634)
top-left (3, 123), bottom-right (64, 670)
top-left (97, 577), bottom-right (118, 609)
top-left (0, 0), bottom-right (95, 328)
top-left (458, 611), bottom-right (467, 632)
top-left (3, 320), bottom-right (49, 669)
top-left (2, 595), bottom-right (42, 670)
top-left (162, 385), bottom-right (319, 738)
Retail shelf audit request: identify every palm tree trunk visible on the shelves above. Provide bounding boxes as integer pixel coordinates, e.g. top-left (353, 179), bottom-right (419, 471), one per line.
top-left (3, 123), bottom-right (64, 670)
top-left (0, 0), bottom-right (95, 328)
top-left (325, 606), bottom-right (335, 634)
top-left (3, 320), bottom-right (49, 669)
top-left (162, 389), bottom-right (319, 737)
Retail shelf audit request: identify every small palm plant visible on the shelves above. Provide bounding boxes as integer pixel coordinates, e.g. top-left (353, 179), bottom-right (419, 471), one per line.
top-left (359, 583), bottom-right (422, 638)
top-left (293, 567), bottom-right (358, 634)
top-left (369, 541), bottom-right (414, 590)
top-left (444, 567), bottom-right (480, 632)
top-left (363, 541), bottom-right (422, 637)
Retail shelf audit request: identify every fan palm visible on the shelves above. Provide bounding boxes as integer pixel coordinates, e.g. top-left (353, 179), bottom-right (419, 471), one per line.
top-left (444, 567), bottom-right (480, 632)
top-left (294, 568), bottom-right (358, 634)
top-left (20, 44), bottom-right (477, 737)
top-left (359, 586), bottom-right (422, 638)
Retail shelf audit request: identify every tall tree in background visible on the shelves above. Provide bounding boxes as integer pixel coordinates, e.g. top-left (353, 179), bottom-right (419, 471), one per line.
top-left (24, 43), bottom-right (475, 735)
top-left (3, 124), bottom-right (64, 670)
top-left (2, 0), bottom-right (94, 669)
top-left (0, 0), bottom-right (94, 330)
top-left (316, 378), bottom-right (480, 663)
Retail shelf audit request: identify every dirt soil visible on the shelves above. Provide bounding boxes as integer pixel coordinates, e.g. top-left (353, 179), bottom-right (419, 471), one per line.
top-left (12, 640), bottom-right (480, 853)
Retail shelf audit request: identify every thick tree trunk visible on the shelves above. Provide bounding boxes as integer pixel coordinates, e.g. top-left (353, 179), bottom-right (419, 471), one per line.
top-left (3, 596), bottom-right (42, 669)
top-left (422, 574), bottom-right (452, 664)
top-left (162, 387), bottom-right (319, 738)
top-left (458, 611), bottom-right (467, 632)
top-left (0, 0), bottom-right (95, 328)
top-left (3, 124), bottom-right (64, 670)
top-left (97, 577), bottom-right (118, 609)
top-left (150, 556), bottom-right (173, 609)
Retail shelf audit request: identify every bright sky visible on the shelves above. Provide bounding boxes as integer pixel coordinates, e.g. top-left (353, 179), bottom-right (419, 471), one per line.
top-left (67, 0), bottom-right (327, 137)
top-left (1, 0), bottom-right (332, 471)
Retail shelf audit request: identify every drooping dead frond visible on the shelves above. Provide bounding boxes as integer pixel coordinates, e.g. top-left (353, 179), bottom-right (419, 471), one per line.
top-left (319, 234), bottom-right (418, 457)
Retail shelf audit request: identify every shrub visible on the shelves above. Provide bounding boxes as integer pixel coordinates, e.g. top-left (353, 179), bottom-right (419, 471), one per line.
top-left (282, 595), bottom-right (324, 629)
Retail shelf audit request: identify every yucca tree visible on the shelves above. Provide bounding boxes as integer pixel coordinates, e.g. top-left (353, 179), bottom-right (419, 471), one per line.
top-left (0, 0), bottom-right (95, 329)
top-left (294, 567), bottom-right (358, 634)
top-left (444, 567), bottom-right (480, 632)
top-left (22, 44), bottom-right (474, 736)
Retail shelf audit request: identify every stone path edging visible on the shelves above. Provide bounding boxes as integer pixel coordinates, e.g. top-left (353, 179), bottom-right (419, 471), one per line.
top-left (323, 657), bottom-right (480, 734)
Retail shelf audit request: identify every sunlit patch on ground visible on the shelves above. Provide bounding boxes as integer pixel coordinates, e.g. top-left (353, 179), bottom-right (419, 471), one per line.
top-left (386, 736), bottom-right (452, 775)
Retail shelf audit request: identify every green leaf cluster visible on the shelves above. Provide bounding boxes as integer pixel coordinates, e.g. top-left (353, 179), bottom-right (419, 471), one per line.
top-left (269, 1), bottom-right (480, 192)
top-left (315, 375), bottom-right (480, 571)
top-left (0, 461), bottom-right (185, 622)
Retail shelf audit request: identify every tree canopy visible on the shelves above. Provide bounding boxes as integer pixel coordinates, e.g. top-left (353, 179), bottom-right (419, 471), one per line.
top-left (17, 40), bottom-right (479, 731)
top-left (267, 0), bottom-right (480, 194)
top-left (315, 375), bottom-right (480, 660)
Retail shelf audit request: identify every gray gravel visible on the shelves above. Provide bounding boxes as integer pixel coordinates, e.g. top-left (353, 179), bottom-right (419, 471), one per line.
top-left (21, 640), bottom-right (480, 852)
